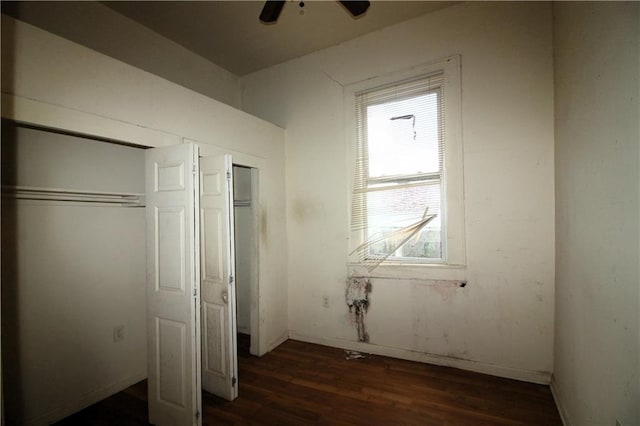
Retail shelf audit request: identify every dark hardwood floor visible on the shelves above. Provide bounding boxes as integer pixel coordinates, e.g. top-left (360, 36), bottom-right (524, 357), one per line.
top-left (56, 336), bottom-right (562, 425)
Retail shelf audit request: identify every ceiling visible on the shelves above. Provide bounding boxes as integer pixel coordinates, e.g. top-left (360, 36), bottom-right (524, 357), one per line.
top-left (4, 1), bottom-right (457, 76)
top-left (104, 1), bottom-right (456, 75)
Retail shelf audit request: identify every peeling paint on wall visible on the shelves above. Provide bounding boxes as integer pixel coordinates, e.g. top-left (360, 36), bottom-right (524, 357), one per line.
top-left (346, 277), bottom-right (372, 343)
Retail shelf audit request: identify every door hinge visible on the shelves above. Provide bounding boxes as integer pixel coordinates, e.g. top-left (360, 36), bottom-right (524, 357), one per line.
top-left (193, 287), bottom-right (198, 297)
top-left (229, 275), bottom-right (234, 285)
top-left (232, 377), bottom-right (237, 387)
top-left (192, 164), bottom-right (197, 175)
top-left (195, 411), bottom-right (200, 420)
top-left (226, 170), bottom-right (232, 181)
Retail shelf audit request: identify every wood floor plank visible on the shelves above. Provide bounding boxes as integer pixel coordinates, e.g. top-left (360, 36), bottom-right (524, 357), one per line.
top-left (54, 338), bottom-right (562, 425)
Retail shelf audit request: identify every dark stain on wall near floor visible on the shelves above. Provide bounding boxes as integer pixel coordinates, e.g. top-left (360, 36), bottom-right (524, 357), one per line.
top-left (346, 277), bottom-right (372, 343)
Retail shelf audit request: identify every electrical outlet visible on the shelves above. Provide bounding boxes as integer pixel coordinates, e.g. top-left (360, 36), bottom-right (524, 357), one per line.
top-left (113, 325), bottom-right (125, 343)
top-left (322, 296), bottom-right (329, 308)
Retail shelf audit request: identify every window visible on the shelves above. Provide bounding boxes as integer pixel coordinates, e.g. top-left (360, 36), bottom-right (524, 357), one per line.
top-left (347, 57), bottom-right (464, 271)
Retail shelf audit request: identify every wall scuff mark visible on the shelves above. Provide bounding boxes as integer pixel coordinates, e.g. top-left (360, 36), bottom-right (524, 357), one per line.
top-left (346, 277), bottom-right (372, 343)
top-left (345, 350), bottom-right (368, 360)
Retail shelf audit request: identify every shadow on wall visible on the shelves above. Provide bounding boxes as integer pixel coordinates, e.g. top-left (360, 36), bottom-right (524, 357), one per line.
top-left (3, 15), bottom-right (29, 417)
top-left (1, 10), bottom-right (17, 115)
top-left (1, 122), bottom-right (24, 422)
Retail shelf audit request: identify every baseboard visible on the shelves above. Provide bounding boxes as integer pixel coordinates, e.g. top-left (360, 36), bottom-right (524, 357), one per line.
top-left (550, 376), bottom-right (570, 426)
top-left (24, 372), bottom-right (147, 426)
top-left (267, 331), bottom-right (290, 353)
top-left (289, 332), bottom-right (552, 385)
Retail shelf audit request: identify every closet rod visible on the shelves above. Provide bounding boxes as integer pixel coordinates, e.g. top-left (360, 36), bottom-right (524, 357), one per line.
top-left (1, 185), bottom-right (145, 207)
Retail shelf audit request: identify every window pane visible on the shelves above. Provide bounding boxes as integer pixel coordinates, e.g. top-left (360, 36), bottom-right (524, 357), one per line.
top-left (366, 181), bottom-right (442, 259)
top-left (366, 91), bottom-right (441, 178)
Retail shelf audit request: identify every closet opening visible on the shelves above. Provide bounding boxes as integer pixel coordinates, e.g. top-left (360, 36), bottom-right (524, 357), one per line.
top-left (231, 164), bottom-right (258, 359)
top-left (2, 121), bottom-right (263, 422)
top-left (1, 121), bottom-right (148, 425)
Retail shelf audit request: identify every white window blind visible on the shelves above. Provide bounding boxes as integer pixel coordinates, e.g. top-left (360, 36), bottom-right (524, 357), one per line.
top-left (351, 72), bottom-right (445, 270)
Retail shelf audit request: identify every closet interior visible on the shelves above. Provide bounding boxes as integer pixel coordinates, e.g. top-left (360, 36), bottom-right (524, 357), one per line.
top-left (1, 122), bottom-right (148, 422)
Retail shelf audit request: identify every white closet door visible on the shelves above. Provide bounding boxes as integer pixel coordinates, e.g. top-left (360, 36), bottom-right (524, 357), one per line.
top-left (146, 144), bottom-right (202, 426)
top-left (199, 154), bottom-right (238, 401)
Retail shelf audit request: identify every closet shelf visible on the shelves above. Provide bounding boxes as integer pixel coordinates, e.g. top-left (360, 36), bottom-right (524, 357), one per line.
top-left (1, 185), bottom-right (145, 207)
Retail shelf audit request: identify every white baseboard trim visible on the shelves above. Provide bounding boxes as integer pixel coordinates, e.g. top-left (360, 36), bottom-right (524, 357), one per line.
top-left (25, 372), bottom-right (147, 426)
top-left (267, 332), bottom-right (290, 353)
top-left (550, 376), bottom-right (569, 426)
top-left (289, 332), bottom-right (551, 385)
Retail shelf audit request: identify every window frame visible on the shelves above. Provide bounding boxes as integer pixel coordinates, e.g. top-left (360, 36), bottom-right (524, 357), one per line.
top-left (345, 56), bottom-right (465, 273)
top-left (358, 83), bottom-right (445, 263)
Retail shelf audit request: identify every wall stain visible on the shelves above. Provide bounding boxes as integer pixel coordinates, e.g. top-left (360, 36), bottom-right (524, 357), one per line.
top-left (346, 277), bottom-right (371, 343)
top-left (260, 206), bottom-right (267, 244)
top-left (291, 196), bottom-right (322, 224)
top-left (444, 350), bottom-right (470, 361)
top-left (426, 280), bottom-right (460, 303)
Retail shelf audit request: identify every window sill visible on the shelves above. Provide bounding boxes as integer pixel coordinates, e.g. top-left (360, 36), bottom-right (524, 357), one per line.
top-left (348, 262), bottom-right (466, 281)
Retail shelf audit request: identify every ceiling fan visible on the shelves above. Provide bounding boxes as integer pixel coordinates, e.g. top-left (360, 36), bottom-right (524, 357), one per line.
top-left (260, 1), bottom-right (371, 23)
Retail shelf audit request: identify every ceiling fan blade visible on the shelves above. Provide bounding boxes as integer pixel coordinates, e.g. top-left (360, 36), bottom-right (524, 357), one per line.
top-left (339, 1), bottom-right (370, 17)
top-left (260, 1), bottom-right (285, 23)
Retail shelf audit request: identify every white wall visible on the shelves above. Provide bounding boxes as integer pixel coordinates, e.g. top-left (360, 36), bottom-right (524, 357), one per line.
top-left (1, 2), bottom-right (241, 108)
top-left (1, 13), bottom-right (288, 420)
top-left (1, 125), bottom-right (146, 425)
top-left (241, 2), bottom-right (555, 383)
top-left (552, 3), bottom-right (640, 425)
